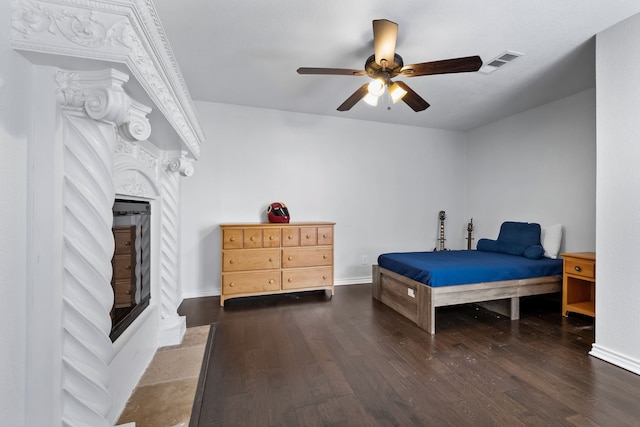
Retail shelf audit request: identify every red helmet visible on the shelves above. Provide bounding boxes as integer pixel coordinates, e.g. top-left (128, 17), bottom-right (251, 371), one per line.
top-left (267, 202), bottom-right (290, 223)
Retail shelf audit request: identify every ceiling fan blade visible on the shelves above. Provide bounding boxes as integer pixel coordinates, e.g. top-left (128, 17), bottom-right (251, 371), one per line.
top-left (373, 19), bottom-right (398, 66)
top-left (337, 83), bottom-right (369, 111)
top-left (393, 81), bottom-right (430, 111)
top-left (297, 67), bottom-right (367, 76)
top-left (401, 56), bottom-right (483, 77)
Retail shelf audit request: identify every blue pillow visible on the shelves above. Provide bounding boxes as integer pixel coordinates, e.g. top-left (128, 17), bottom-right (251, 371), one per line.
top-left (476, 238), bottom-right (498, 252)
top-left (497, 222), bottom-right (542, 247)
top-left (496, 240), bottom-right (527, 256)
top-left (523, 244), bottom-right (545, 259)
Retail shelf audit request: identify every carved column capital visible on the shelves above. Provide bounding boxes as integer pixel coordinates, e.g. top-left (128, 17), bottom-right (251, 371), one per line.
top-left (56, 69), bottom-right (151, 141)
top-left (165, 151), bottom-right (194, 177)
top-left (118, 99), bottom-right (152, 142)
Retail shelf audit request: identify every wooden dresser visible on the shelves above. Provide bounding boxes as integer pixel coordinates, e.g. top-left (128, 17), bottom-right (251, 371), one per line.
top-left (220, 222), bottom-right (335, 306)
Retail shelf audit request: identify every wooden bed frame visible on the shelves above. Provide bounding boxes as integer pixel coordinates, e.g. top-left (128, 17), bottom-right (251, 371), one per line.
top-left (372, 264), bottom-right (562, 334)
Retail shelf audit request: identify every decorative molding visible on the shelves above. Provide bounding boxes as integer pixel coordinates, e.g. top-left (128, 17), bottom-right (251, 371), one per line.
top-left (114, 138), bottom-right (161, 198)
top-left (115, 170), bottom-right (156, 199)
top-left (55, 67), bottom-right (165, 425)
top-left (166, 151), bottom-right (195, 177)
top-left (118, 99), bottom-right (152, 142)
top-left (11, 0), bottom-right (204, 158)
top-left (157, 160), bottom-right (186, 346)
top-left (58, 78), bottom-right (118, 427)
top-left (56, 69), bottom-right (152, 139)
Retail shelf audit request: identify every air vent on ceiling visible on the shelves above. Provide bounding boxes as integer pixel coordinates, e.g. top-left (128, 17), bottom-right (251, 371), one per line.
top-left (479, 50), bottom-right (524, 74)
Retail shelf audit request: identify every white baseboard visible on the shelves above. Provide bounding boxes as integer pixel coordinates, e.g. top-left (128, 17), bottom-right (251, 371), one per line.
top-left (181, 276), bottom-right (373, 299)
top-left (590, 343), bottom-right (640, 376)
top-left (334, 276), bottom-right (372, 286)
top-left (182, 288), bottom-right (219, 299)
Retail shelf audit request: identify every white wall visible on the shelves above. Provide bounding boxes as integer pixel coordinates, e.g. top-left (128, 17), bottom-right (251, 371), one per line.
top-left (180, 102), bottom-right (468, 297)
top-left (591, 12), bottom-right (640, 373)
top-left (465, 89), bottom-right (596, 252)
top-left (0, 3), bottom-right (30, 425)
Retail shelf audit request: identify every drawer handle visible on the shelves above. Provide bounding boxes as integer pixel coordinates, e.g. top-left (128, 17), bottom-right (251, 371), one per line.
top-left (288, 278), bottom-right (293, 282)
top-left (269, 257), bottom-right (273, 262)
top-left (124, 241), bottom-right (131, 246)
top-left (574, 266), bottom-right (582, 272)
top-left (126, 265), bottom-right (132, 270)
top-left (288, 235), bottom-right (293, 240)
top-left (306, 234), bottom-right (311, 239)
top-left (323, 275), bottom-right (327, 280)
top-left (269, 279), bottom-right (274, 284)
top-left (125, 290), bottom-right (131, 295)
top-left (323, 234), bottom-right (327, 238)
top-left (229, 282), bottom-right (235, 287)
top-left (229, 259), bottom-right (235, 264)
top-left (288, 256), bottom-right (293, 261)
top-left (230, 237), bottom-right (236, 242)
top-left (323, 255), bottom-right (328, 259)
top-left (250, 236), bottom-right (255, 241)
top-left (269, 236), bottom-right (274, 240)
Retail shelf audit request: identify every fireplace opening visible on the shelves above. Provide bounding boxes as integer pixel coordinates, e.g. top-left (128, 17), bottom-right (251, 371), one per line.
top-left (110, 199), bottom-right (151, 342)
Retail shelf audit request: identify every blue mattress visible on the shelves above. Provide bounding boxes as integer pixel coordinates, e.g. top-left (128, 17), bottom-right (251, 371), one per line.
top-left (377, 250), bottom-right (563, 288)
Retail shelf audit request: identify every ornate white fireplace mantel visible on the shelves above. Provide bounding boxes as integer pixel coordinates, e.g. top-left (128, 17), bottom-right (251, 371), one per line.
top-left (11, 0), bottom-right (205, 425)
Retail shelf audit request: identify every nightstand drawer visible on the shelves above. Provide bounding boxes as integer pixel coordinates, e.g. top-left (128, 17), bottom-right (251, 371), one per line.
top-left (565, 258), bottom-right (595, 280)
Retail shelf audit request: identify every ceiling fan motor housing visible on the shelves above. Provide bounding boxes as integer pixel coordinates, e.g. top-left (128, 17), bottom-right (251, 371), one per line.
top-left (365, 53), bottom-right (404, 81)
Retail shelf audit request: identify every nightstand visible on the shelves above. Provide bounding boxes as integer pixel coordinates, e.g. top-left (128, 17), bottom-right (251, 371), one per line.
top-left (561, 252), bottom-right (596, 317)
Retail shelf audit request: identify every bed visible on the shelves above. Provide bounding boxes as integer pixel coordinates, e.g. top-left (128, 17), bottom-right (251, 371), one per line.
top-left (372, 222), bottom-right (564, 334)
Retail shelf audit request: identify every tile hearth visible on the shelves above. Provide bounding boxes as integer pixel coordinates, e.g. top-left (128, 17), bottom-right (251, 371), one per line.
top-left (117, 325), bottom-right (210, 427)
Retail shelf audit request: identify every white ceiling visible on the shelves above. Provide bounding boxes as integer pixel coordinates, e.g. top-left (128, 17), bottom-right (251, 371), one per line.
top-left (153, 0), bottom-right (640, 131)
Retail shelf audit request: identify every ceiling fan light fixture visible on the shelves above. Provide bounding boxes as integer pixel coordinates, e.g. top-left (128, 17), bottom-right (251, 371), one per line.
top-left (363, 92), bottom-right (379, 106)
top-left (367, 79), bottom-right (385, 97)
top-left (389, 82), bottom-right (407, 103)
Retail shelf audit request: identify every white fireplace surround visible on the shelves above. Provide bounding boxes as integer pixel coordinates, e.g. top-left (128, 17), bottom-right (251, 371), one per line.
top-left (11, 0), bottom-right (205, 425)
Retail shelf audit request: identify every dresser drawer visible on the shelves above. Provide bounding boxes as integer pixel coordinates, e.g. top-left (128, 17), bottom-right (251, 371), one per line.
top-left (300, 227), bottom-right (317, 246)
top-left (565, 258), bottom-right (595, 280)
top-left (112, 254), bottom-right (134, 280)
top-left (113, 227), bottom-right (135, 254)
top-left (243, 228), bottom-right (263, 248)
top-left (222, 271), bottom-right (281, 295)
top-left (282, 267), bottom-right (332, 290)
top-left (222, 229), bottom-right (243, 249)
top-left (282, 247), bottom-right (332, 268)
top-left (263, 228), bottom-right (280, 247)
top-left (222, 249), bottom-right (280, 272)
top-left (317, 226), bottom-right (333, 245)
top-left (282, 227), bottom-right (300, 247)
top-left (113, 279), bottom-right (134, 307)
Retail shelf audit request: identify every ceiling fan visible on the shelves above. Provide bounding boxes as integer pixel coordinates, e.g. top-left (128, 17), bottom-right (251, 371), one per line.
top-left (297, 19), bottom-right (483, 112)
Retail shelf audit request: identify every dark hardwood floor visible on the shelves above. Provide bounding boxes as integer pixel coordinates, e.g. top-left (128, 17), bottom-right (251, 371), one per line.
top-left (179, 284), bottom-right (640, 426)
